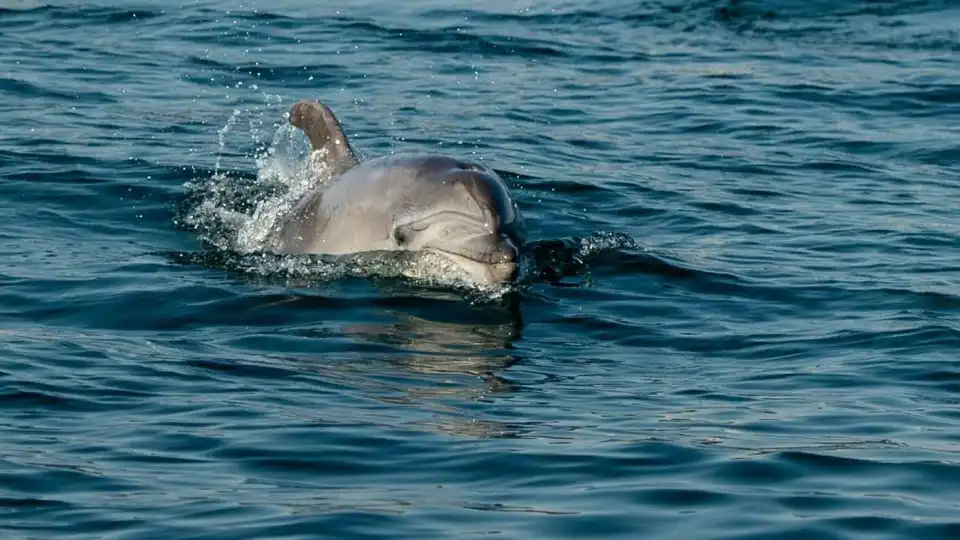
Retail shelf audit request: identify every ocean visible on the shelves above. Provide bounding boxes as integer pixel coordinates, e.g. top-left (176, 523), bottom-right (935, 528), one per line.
top-left (1, 0), bottom-right (959, 538)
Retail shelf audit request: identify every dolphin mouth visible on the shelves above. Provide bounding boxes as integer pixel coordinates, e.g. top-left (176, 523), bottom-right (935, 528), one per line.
top-left (451, 233), bottom-right (520, 265)
top-left (426, 247), bottom-right (519, 284)
top-left (483, 261), bottom-right (519, 283)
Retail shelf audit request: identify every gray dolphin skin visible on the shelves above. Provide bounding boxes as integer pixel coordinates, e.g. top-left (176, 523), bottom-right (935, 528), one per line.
top-left (265, 100), bottom-right (526, 285)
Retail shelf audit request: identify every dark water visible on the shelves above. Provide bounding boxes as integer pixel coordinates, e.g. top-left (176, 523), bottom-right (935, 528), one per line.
top-left (2, 0), bottom-right (959, 538)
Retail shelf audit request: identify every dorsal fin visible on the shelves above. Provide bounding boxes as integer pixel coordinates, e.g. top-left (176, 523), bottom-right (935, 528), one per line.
top-left (288, 100), bottom-right (359, 175)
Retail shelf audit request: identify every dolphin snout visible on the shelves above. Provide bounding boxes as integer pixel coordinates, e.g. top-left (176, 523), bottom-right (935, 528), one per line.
top-left (462, 232), bottom-right (519, 265)
top-left (486, 261), bottom-right (518, 283)
top-left (476, 235), bottom-right (519, 283)
top-left (490, 234), bottom-right (519, 264)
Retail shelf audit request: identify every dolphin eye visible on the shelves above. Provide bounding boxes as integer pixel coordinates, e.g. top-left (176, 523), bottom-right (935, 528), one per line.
top-left (393, 228), bottom-right (409, 245)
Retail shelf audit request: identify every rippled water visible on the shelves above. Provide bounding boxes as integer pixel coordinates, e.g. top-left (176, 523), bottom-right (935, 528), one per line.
top-left (2, 0), bottom-right (959, 538)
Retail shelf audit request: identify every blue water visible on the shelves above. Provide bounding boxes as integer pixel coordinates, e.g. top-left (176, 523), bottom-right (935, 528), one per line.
top-left (2, 0), bottom-right (959, 538)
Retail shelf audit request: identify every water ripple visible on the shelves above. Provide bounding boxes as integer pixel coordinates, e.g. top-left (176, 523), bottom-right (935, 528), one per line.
top-left (1, 0), bottom-right (959, 538)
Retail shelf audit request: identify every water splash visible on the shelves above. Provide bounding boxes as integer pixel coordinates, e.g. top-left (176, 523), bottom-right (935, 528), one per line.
top-left (213, 108), bottom-right (241, 176)
top-left (179, 106), bottom-right (332, 254)
top-left (234, 134), bottom-right (336, 253)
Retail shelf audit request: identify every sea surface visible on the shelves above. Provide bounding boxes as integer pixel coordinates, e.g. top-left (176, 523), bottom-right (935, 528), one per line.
top-left (1, 0), bottom-right (959, 538)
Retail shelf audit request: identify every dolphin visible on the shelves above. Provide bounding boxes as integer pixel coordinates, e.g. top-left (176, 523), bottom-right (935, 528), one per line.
top-left (264, 100), bottom-right (526, 285)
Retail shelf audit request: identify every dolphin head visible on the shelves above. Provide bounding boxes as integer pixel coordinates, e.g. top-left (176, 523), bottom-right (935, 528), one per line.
top-left (388, 157), bottom-right (525, 285)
